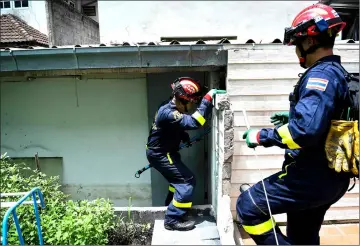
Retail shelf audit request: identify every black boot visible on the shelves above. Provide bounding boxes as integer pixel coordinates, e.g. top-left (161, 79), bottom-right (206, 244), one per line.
top-left (164, 219), bottom-right (196, 231)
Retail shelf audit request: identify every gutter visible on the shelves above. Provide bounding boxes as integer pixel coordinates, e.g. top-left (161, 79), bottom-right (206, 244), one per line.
top-left (0, 45), bottom-right (227, 72)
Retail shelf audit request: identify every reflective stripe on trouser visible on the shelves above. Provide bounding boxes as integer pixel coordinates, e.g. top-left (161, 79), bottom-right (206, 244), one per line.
top-left (146, 149), bottom-right (196, 224)
top-left (169, 185), bottom-right (175, 193)
top-left (236, 163), bottom-right (350, 245)
top-left (165, 185), bottom-right (175, 206)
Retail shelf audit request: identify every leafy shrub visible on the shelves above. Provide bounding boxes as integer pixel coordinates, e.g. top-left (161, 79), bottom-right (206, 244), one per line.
top-left (0, 153), bottom-right (116, 245)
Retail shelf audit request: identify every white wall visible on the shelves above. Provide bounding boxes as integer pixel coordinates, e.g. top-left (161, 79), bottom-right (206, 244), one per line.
top-left (1, 0), bottom-right (48, 35)
top-left (98, 1), bottom-right (317, 44)
top-left (0, 74), bottom-right (151, 206)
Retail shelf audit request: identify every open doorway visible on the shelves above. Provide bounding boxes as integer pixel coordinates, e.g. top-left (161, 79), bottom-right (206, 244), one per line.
top-left (146, 72), bottom-right (208, 206)
top-left (146, 70), bottom-right (227, 207)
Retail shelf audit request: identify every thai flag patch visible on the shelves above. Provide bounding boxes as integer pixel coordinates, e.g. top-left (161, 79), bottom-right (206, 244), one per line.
top-left (306, 78), bottom-right (329, 91)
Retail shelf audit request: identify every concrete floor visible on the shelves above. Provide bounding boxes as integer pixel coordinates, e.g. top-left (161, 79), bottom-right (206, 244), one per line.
top-left (236, 223), bottom-right (359, 245)
top-left (151, 216), bottom-right (221, 245)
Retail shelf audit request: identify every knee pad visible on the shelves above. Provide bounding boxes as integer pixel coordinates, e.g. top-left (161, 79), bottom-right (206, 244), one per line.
top-left (236, 192), bottom-right (251, 221)
top-left (236, 190), bottom-right (266, 222)
top-left (174, 183), bottom-right (194, 200)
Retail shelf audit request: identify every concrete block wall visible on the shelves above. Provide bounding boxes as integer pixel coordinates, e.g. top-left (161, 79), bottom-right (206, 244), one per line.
top-left (213, 92), bottom-right (236, 245)
top-left (216, 95), bottom-right (234, 198)
top-left (45, 0), bottom-right (100, 46)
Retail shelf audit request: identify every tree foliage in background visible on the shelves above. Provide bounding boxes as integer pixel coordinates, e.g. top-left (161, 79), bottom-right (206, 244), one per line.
top-left (0, 153), bottom-right (115, 245)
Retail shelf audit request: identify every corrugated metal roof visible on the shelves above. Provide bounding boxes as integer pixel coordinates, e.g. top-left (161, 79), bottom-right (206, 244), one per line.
top-left (1, 38), bottom-right (357, 51)
top-left (1, 37), bottom-right (357, 73)
top-left (0, 42), bottom-right (228, 72)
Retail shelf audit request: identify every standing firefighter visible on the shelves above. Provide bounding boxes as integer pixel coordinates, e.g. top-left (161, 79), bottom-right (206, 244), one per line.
top-left (237, 3), bottom-right (359, 245)
top-left (146, 77), bottom-right (216, 231)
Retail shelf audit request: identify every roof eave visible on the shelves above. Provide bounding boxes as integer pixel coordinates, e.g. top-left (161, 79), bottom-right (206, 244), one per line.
top-left (0, 44), bottom-right (227, 72)
top-left (0, 40), bottom-right (49, 48)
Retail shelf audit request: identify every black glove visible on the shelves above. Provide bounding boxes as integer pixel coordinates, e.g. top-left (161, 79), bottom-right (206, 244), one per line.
top-left (181, 132), bottom-right (192, 147)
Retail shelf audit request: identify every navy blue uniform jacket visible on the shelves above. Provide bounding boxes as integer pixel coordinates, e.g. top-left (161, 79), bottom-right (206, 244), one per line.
top-left (146, 97), bottom-right (213, 154)
top-left (259, 55), bottom-right (349, 167)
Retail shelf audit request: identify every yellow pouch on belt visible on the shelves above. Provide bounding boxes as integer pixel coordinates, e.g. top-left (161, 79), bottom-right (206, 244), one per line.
top-left (325, 120), bottom-right (359, 176)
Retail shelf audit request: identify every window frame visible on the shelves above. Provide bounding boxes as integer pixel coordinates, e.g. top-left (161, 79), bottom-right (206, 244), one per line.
top-left (82, 5), bottom-right (97, 17)
top-left (13, 0), bottom-right (29, 9)
top-left (0, 0), bottom-right (12, 9)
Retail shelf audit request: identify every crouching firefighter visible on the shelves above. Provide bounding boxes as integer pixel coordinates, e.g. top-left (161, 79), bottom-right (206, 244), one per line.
top-left (146, 77), bottom-right (216, 231)
top-left (236, 3), bottom-right (357, 245)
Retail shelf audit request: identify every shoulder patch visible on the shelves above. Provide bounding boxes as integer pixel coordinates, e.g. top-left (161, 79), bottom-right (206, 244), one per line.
top-left (172, 110), bottom-right (183, 120)
top-left (306, 77), bottom-right (329, 92)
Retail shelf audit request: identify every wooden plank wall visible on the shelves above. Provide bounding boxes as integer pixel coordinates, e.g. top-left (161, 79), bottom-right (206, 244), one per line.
top-left (226, 43), bottom-right (360, 222)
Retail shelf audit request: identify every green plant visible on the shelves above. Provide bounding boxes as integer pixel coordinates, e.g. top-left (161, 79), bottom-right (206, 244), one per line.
top-left (107, 216), bottom-right (153, 245)
top-left (107, 196), bottom-right (153, 245)
top-left (0, 153), bottom-right (116, 245)
top-left (44, 199), bottom-right (115, 245)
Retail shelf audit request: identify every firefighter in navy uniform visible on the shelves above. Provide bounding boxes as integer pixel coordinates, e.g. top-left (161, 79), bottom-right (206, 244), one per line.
top-left (146, 77), bottom-right (216, 231)
top-left (236, 3), bottom-right (357, 245)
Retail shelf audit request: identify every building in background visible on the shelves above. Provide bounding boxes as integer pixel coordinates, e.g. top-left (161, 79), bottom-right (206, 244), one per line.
top-left (0, 0), bottom-right (100, 47)
top-left (0, 14), bottom-right (49, 48)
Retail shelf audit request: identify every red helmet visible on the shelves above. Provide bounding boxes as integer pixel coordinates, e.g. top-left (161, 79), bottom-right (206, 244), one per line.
top-left (171, 77), bottom-right (202, 103)
top-left (283, 3), bottom-right (346, 46)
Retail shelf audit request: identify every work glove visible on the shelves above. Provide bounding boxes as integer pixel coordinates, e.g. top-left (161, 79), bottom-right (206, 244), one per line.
top-left (181, 132), bottom-right (192, 148)
top-left (204, 89), bottom-right (217, 101)
top-left (325, 120), bottom-right (359, 176)
top-left (242, 129), bottom-right (261, 148)
top-left (270, 112), bottom-right (289, 127)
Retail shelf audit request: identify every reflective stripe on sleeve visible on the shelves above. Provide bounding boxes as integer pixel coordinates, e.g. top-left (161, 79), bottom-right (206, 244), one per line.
top-left (192, 111), bottom-right (206, 126)
top-left (278, 123), bottom-right (301, 149)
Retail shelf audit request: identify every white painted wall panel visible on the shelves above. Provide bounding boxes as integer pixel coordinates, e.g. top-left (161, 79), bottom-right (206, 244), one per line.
top-left (228, 44), bottom-right (360, 222)
top-left (0, 75), bottom-right (151, 206)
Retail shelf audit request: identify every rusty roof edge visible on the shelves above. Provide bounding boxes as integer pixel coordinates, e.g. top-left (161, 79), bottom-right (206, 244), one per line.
top-left (0, 44), bottom-right (227, 72)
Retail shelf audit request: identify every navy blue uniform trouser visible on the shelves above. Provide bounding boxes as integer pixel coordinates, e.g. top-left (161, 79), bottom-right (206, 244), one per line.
top-left (236, 161), bottom-right (350, 245)
top-left (146, 149), bottom-right (196, 225)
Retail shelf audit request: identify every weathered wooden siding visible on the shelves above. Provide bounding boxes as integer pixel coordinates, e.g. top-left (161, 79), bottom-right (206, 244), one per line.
top-left (226, 43), bottom-right (360, 223)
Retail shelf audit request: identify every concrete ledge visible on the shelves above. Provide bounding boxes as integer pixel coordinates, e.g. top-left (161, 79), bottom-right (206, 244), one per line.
top-left (216, 195), bottom-right (236, 245)
top-left (215, 94), bottom-right (231, 111)
top-left (233, 222), bottom-right (244, 245)
top-left (114, 204), bottom-right (214, 223)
